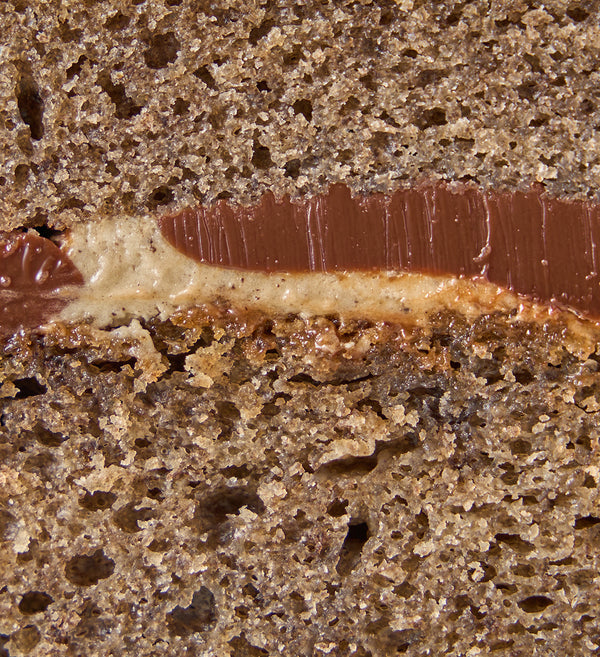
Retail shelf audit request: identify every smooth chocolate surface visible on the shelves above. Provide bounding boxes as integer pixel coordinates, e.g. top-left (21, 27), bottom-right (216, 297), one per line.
top-left (159, 183), bottom-right (600, 317)
top-left (0, 231), bottom-right (84, 335)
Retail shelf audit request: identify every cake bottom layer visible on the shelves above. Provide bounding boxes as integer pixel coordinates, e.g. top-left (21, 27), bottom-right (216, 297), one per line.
top-left (1, 307), bottom-right (599, 656)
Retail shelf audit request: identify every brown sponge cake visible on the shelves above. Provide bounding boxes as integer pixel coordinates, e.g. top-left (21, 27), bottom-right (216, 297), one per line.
top-left (2, 0), bottom-right (600, 229)
top-left (1, 2), bottom-right (600, 656)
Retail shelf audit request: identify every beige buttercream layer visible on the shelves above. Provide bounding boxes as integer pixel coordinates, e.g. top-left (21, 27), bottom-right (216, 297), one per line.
top-left (59, 215), bottom-right (593, 331)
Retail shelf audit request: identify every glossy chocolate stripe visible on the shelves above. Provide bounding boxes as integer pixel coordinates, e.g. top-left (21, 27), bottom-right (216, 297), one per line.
top-left (158, 183), bottom-right (600, 317)
top-left (0, 231), bottom-right (84, 335)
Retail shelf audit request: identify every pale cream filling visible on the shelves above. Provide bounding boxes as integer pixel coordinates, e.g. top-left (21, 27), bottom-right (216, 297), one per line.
top-left (59, 215), bottom-right (579, 328)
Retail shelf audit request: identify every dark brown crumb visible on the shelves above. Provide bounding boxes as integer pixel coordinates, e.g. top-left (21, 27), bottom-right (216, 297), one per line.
top-left (2, 1), bottom-right (600, 230)
top-left (0, 307), bottom-right (599, 655)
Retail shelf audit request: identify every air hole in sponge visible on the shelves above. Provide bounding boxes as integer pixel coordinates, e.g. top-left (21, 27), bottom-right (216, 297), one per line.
top-left (104, 11), bottom-right (130, 30)
top-left (379, 9), bottom-right (394, 25)
top-left (327, 498), bottom-right (349, 517)
top-left (283, 45), bottom-right (303, 67)
top-left (215, 398), bottom-right (239, 417)
top-left (574, 515), bottom-right (600, 529)
top-left (14, 163), bottom-right (30, 185)
top-left (113, 501), bottom-right (155, 533)
top-left (97, 71), bottom-right (142, 119)
top-left (167, 587), bottom-right (217, 637)
top-left (16, 72), bottom-right (44, 140)
top-left (292, 98), bottom-right (313, 121)
top-left (30, 225), bottom-right (63, 240)
top-left (61, 196), bottom-right (86, 211)
top-left (58, 22), bottom-right (82, 43)
top-left (148, 185), bottom-right (173, 208)
top-left (517, 80), bottom-right (538, 100)
top-left (249, 18), bottom-right (275, 45)
top-left (165, 352), bottom-right (187, 374)
top-left (415, 68), bottom-right (448, 88)
top-left (18, 591), bottom-right (53, 615)
top-left (146, 487), bottom-right (163, 500)
top-left (220, 463), bottom-right (251, 479)
top-left (90, 357), bottom-right (136, 373)
top-left (415, 107), bottom-right (447, 129)
top-left (79, 491), bottom-right (117, 511)
top-left (284, 159), bottom-right (301, 178)
top-left (64, 549), bottom-right (115, 586)
top-left (336, 521), bottom-right (370, 575)
top-left (13, 378), bottom-right (47, 399)
top-left (318, 454), bottom-right (378, 478)
top-left (514, 369), bottom-right (535, 385)
top-left (27, 424), bottom-right (67, 447)
top-left (66, 55), bottom-right (87, 79)
top-left (517, 596), bottom-right (554, 613)
top-left (172, 97), bottom-right (189, 115)
top-left (193, 65), bottom-right (216, 89)
top-left (566, 4), bottom-right (589, 21)
top-left (513, 563), bottom-right (536, 578)
top-left (242, 583), bottom-right (260, 599)
top-left (193, 485), bottom-right (265, 534)
top-left (495, 533), bottom-right (535, 554)
top-left (510, 439), bottom-right (532, 455)
top-left (444, 9), bottom-right (462, 25)
top-left (252, 143), bottom-right (273, 169)
top-left (144, 32), bottom-right (180, 68)
top-left (394, 580), bottom-right (417, 599)
top-left (356, 397), bottom-right (386, 419)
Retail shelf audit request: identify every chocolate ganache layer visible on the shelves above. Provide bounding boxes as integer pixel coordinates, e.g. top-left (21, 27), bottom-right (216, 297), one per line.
top-left (159, 183), bottom-right (600, 317)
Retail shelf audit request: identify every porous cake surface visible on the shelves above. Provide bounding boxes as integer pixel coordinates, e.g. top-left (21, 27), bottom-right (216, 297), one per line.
top-left (3, 1), bottom-right (600, 656)
top-left (2, 0), bottom-right (600, 229)
top-left (1, 308), bottom-right (600, 656)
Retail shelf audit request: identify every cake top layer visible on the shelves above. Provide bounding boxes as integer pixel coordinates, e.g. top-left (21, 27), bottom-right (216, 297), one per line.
top-left (1, 0), bottom-right (600, 229)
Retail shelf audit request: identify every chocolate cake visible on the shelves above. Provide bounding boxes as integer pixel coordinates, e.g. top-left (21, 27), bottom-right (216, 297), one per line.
top-left (2, 1), bottom-right (600, 655)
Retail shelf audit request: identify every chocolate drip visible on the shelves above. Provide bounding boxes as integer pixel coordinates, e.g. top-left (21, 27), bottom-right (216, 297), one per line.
top-left (0, 231), bottom-right (84, 335)
top-left (159, 183), bottom-right (600, 317)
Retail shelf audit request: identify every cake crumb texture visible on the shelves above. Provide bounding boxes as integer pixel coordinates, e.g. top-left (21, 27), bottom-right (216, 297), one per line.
top-left (0, 308), bottom-right (599, 655)
top-left (2, 0), bottom-right (600, 229)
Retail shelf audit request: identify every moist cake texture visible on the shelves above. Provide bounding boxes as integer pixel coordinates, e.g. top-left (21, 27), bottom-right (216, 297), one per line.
top-left (1, 309), bottom-right (600, 656)
top-left (2, 0), bottom-right (600, 229)
top-left (2, 1), bottom-right (600, 656)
